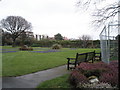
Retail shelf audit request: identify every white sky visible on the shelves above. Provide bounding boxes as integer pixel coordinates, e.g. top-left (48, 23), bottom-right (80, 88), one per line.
top-left (0, 0), bottom-right (112, 40)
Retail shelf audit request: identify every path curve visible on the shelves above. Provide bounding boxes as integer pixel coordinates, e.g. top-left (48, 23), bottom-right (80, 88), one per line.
top-left (2, 65), bottom-right (70, 88)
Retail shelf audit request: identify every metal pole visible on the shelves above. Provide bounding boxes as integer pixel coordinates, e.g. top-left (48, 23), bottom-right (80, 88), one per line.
top-left (118, 1), bottom-right (120, 88)
top-left (118, 35), bottom-right (120, 89)
top-left (118, 0), bottom-right (120, 71)
top-left (118, 35), bottom-right (120, 62)
top-left (108, 25), bottom-right (110, 64)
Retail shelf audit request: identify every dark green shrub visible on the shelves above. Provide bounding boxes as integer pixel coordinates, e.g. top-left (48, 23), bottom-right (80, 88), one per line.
top-left (51, 44), bottom-right (62, 49)
top-left (84, 69), bottom-right (102, 78)
top-left (31, 44), bottom-right (40, 47)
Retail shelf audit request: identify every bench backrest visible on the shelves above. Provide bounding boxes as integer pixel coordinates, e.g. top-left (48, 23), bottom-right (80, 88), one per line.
top-left (86, 51), bottom-right (95, 62)
top-left (75, 53), bottom-right (87, 64)
top-left (75, 51), bottom-right (95, 64)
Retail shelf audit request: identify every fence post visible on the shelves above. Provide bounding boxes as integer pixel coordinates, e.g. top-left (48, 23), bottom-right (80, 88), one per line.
top-left (118, 35), bottom-right (120, 63)
top-left (118, 35), bottom-right (120, 89)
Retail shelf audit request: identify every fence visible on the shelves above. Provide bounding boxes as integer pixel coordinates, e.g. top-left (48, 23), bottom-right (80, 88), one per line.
top-left (100, 21), bottom-right (120, 64)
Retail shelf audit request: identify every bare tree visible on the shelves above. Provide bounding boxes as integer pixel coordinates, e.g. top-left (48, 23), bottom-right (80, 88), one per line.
top-left (0, 28), bottom-right (3, 46)
top-left (76, 0), bottom-right (120, 27)
top-left (0, 16), bottom-right (32, 47)
top-left (2, 31), bottom-right (12, 46)
top-left (79, 35), bottom-right (91, 48)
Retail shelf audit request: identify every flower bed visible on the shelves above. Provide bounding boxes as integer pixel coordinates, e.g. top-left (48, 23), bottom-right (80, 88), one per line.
top-left (31, 49), bottom-right (60, 53)
top-left (1, 51), bottom-right (18, 53)
top-left (19, 47), bottom-right (33, 51)
top-left (69, 60), bottom-right (118, 88)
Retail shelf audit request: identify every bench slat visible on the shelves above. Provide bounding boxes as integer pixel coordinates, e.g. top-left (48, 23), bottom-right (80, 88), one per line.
top-left (67, 51), bottom-right (100, 70)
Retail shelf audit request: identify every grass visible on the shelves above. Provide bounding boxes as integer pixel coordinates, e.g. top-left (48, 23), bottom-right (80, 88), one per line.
top-left (2, 46), bottom-right (100, 76)
top-left (37, 74), bottom-right (72, 88)
top-left (1, 46), bottom-right (19, 49)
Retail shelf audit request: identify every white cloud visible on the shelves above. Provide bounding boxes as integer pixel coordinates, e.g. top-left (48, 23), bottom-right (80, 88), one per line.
top-left (0, 0), bottom-right (100, 39)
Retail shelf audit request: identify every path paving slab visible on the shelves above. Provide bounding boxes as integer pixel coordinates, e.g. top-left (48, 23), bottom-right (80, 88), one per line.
top-left (2, 65), bottom-right (70, 88)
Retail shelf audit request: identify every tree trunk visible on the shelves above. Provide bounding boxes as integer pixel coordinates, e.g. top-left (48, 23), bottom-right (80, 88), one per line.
top-left (12, 38), bottom-right (16, 47)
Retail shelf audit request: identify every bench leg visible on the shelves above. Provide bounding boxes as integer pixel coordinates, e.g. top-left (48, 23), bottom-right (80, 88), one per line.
top-left (67, 62), bottom-right (69, 70)
top-left (75, 63), bottom-right (77, 68)
top-left (92, 57), bottom-right (95, 63)
top-left (67, 65), bottom-right (69, 70)
top-left (92, 59), bottom-right (93, 63)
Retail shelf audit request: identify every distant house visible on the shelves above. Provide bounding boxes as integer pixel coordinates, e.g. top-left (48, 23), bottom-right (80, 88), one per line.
top-left (25, 31), bottom-right (34, 38)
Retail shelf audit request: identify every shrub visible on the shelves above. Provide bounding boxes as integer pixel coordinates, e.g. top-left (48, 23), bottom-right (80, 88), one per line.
top-left (99, 61), bottom-right (118, 87)
top-left (69, 70), bottom-right (88, 87)
top-left (51, 44), bottom-right (62, 49)
top-left (31, 44), bottom-right (40, 47)
top-left (19, 45), bottom-right (33, 51)
top-left (69, 61), bottom-right (118, 88)
top-left (84, 70), bottom-right (102, 78)
top-left (76, 62), bottom-right (108, 78)
top-left (99, 72), bottom-right (118, 87)
top-left (77, 62), bottom-right (108, 72)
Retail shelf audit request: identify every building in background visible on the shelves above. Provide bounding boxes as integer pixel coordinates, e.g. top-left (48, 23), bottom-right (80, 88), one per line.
top-left (25, 31), bottom-right (34, 38)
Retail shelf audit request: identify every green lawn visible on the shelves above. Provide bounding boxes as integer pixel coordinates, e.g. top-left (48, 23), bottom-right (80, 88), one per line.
top-left (37, 74), bottom-right (71, 88)
top-left (2, 46), bottom-right (100, 76)
top-left (1, 46), bottom-right (19, 49)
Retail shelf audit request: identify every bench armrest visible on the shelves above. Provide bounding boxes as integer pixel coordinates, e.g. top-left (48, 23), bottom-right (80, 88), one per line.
top-left (95, 53), bottom-right (101, 54)
top-left (95, 53), bottom-right (101, 56)
top-left (67, 58), bottom-right (76, 60)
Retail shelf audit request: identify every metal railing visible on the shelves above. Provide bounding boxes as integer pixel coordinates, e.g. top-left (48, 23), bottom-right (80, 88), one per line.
top-left (100, 21), bottom-right (120, 64)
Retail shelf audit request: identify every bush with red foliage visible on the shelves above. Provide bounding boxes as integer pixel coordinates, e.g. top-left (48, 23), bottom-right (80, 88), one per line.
top-left (77, 62), bottom-right (109, 72)
top-left (69, 60), bottom-right (118, 87)
top-left (108, 60), bottom-right (118, 72)
top-left (99, 61), bottom-right (118, 87)
top-left (69, 70), bottom-right (88, 87)
top-left (99, 72), bottom-right (118, 86)
top-left (76, 62), bottom-right (108, 78)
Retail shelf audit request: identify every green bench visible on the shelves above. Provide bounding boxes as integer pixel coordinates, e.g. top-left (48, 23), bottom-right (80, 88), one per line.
top-left (67, 51), bottom-right (101, 70)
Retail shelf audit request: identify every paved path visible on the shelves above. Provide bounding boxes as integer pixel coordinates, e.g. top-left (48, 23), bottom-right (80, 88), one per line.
top-left (2, 65), bottom-right (70, 88)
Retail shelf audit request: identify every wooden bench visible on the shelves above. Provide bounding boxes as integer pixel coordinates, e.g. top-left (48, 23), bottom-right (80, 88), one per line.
top-left (67, 53), bottom-right (87, 70)
top-left (86, 51), bottom-right (95, 63)
top-left (94, 52), bottom-right (101, 61)
top-left (67, 51), bottom-right (101, 70)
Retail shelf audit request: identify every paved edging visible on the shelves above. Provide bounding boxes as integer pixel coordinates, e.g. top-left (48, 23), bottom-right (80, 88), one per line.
top-left (2, 65), bottom-right (70, 88)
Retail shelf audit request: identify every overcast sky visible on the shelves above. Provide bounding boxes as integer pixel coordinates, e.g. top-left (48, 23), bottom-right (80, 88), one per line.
top-left (0, 0), bottom-right (111, 40)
